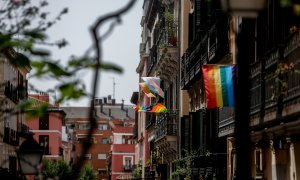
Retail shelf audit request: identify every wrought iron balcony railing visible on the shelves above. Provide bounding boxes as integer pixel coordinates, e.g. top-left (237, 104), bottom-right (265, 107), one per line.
top-left (155, 113), bottom-right (177, 140)
top-left (123, 165), bottom-right (133, 172)
top-left (147, 45), bottom-right (157, 75)
top-left (181, 10), bottom-right (229, 89)
top-left (3, 127), bottom-right (19, 146)
top-left (218, 107), bottom-right (235, 137)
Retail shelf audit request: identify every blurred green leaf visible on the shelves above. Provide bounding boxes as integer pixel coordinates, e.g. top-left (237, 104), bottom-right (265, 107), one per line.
top-left (68, 56), bottom-right (93, 67)
top-left (22, 102), bottom-right (49, 119)
top-left (26, 104), bottom-right (49, 118)
top-left (30, 48), bottom-right (50, 56)
top-left (10, 53), bottom-right (31, 67)
top-left (31, 61), bottom-right (47, 77)
top-left (23, 30), bottom-right (47, 40)
top-left (99, 62), bottom-right (123, 73)
top-left (0, 34), bottom-right (13, 49)
top-left (47, 61), bottom-right (72, 76)
top-left (16, 100), bottom-right (33, 112)
top-left (57, 82), bottom-right (86, 103)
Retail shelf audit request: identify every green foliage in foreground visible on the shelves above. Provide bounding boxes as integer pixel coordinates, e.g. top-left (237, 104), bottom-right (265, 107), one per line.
top-left (42, 159), bottom-right (98, 180)
top-left (78, 164), bottom-right (98, 180)
top-left (42, 159), bottom-right (73, 180)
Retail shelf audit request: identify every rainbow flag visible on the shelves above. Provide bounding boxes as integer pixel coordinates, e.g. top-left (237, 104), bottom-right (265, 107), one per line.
top-left (202, 64), bottom-right (236, 109)
top-left (150, 103), bottom-right (168, 113)
top-left (132, 104), bottom-right (168, 113)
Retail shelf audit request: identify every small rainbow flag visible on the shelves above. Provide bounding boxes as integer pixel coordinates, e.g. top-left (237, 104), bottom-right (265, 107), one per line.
top-left (202, 64), bottom-right (236, 109)
top-left (150, 103), bottom-right (168, 113)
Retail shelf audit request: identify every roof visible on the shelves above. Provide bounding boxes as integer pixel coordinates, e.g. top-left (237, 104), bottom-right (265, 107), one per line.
top-left (61, 104), bottom-right (135, 120)
top-left (28, 96), bottom-right (65, 113)
top-left (28, 96), bottom-right (53, 108)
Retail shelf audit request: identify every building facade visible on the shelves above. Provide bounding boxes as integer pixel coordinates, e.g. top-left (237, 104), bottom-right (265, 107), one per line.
top-left (109, 122), bottom-right (135, 180)
top-left (137, 0), bottom-right (181, 179)
top-left (135, 1), bottom-right (300, 180)
top-left (179, 0), bottom-right (300, 180)
top-left (180, 0), bottom-right (231, 179)
top-left (26, 93), bottom-right (66, 160)
top-left (62, 96), bottom-right (135, 180)
top-left (0, 49), bottom-right (30, 177)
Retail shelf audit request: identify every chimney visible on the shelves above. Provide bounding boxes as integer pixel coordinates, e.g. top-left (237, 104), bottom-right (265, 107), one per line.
top-left (100, 104), bottom-right (103, 113)
top-left (108, 95), bottom-right (112, 104)
top-left (121, 99), bottom-right (124, 110)
top-left (94, 98), bottom-right (99, 106)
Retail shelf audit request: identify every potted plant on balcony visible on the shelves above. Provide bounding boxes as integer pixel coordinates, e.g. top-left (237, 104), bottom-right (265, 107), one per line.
top-left (164, 10), bottom-right (177, 46)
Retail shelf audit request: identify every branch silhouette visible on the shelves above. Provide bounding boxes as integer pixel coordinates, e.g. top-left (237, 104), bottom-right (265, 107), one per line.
top-left (71, 1), bottom-right (137, 179)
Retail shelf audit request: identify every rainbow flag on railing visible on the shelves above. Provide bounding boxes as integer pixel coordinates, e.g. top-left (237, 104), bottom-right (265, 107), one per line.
top-left (202, 64), bottom-right (236, 109)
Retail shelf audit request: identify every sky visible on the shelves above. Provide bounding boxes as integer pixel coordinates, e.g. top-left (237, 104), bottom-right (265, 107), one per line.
top-left (30, 0), bottom-right (143, 106)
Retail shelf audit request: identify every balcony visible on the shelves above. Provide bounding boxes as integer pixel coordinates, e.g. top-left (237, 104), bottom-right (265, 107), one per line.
top-left (4, 81), bottom-right (18, 103)
top-left (144, 0), bottom-right (160, 30)
top-left (112, 144), bottom-right (135, 152)
top-left (218, 107), bottom-right (235, 137)
top-left (139, 43), bottom-right (146, 54)
top-left (155, 111), bottom-right (177, 162)
top-left (181, 10), bottom-right (229, 89)
top-left (248, 30), bottom-right (300, 136)
top-left (3, 127), bottom-right (19, 146)
top-left (147, 45), bottom-right (157, 75)
top-left (123, 164), bottom-right (133, 172)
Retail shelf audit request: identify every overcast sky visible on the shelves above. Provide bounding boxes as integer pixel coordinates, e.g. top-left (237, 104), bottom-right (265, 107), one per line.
top-left (30, 1), bottom-right (143, 106)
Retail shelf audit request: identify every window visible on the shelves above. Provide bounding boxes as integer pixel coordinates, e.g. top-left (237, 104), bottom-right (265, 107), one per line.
top-left (78, 123), bottom-right (90, 130)
top-left (124, 157), bottom-right (132, 169)
top-left (84, 154), bottom-right (92, 160)
top-left (101, 138), bottom-right (110, 144)
top-left (39, 114), bottom-right (49, 130)
top-left (98, 154), bottom-right (106, 160)
top-left (9, 156), bottom-right (17, 174)
top-left (98, 124), bottom-right (108, 130)
top-left (98, 169), bottom-right (107, 175)
top-left (78, 153), bottom-right (92, 160)
top-left (78, 137), bottom-right (94, 144)
top-left (39, 135), bottom-right (49, 155)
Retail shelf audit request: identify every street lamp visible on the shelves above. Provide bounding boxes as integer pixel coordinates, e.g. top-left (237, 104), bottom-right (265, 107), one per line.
top-left (16, 133), bottom-right (43, 175)
top-left (220, 0), bottom-right (267, 179)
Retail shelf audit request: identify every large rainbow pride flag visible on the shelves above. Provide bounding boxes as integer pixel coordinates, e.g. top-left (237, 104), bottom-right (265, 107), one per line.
top-left (202, 64), bottom-right (236, 109)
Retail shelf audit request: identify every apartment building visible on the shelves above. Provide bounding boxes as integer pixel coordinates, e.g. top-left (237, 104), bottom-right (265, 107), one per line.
top-left (26, 93), bottom-right (66, 160)
top-left (0, 48), bottom-right (30, 177)
top-left (108, 120), bottom-right (135, 180)
top-left (136, 0), bottom-right (181, 179)
top-left (62, 96), bottom-right (135, 180)
top-left (135, 0), bottom-right (300, 179)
